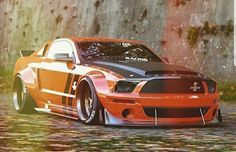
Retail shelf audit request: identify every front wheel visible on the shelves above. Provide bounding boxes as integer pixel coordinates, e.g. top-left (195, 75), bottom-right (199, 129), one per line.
top-left (76, 77), bottom-right (103, 124)
top-left (13, 75), bottom-right (36, 113)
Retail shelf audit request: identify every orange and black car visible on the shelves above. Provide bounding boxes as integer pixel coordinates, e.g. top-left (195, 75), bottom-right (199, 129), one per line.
top-left (13, 37), bottom-right (222, 126)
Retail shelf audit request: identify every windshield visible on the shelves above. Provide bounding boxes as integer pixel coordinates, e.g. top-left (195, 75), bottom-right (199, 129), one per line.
top-left (77, 42), bottom-right (163, 62)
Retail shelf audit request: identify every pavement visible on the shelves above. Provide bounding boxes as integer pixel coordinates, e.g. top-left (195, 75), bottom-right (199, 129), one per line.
top-left (0, 94), bottom-right (236, 151)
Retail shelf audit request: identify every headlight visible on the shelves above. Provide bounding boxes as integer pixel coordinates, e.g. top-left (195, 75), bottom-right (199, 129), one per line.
top-left (114, 80), bottom-right (139, 93)
top-left (205, 80), bottom-right (216, 93)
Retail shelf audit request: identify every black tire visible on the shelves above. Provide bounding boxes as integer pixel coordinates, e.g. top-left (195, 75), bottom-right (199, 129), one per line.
top-left (76, 77), bottom-right (103, 124)
top-left (218, 109), bottom-right (223, 122)
top-left (13, 75), bottom-right (36, 114)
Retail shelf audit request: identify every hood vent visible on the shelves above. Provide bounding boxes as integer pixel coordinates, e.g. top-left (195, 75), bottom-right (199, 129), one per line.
top-left (145, 70), bottom-right (176, 77)
top-left (175, 71), bottom-right (198, 76)
top-left (145, 70), bottom-right (198, 77)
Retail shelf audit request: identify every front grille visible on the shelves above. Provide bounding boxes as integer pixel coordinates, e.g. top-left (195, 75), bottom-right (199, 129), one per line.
top-left (140, 79), bottom-right (205, 93)
top-left (143, 107), bottom-right (209, 118)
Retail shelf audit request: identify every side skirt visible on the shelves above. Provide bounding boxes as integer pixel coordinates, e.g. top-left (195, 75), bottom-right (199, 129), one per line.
top-left (34, 103), bottom-right (79, 120)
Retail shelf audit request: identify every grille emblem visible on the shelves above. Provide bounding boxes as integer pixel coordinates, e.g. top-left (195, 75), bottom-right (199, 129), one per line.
top-left (190, 82), bottom-right (200, 92)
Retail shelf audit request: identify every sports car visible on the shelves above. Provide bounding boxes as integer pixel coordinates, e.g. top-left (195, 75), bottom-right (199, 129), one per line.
top-left (13, 37), bottom-right (222, 126)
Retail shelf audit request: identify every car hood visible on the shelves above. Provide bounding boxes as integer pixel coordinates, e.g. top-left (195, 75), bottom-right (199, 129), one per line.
top-left (90, 61), bottom-right (199, 78)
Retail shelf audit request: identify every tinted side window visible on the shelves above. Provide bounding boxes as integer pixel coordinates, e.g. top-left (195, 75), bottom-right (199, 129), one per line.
top-left (47, 41), bottom-right (74, 59)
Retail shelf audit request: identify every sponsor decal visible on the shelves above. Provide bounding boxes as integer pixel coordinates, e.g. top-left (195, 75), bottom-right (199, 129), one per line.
top-left (72, 81), bottom-right (77, 91)
top-left (68, 75), bottom-right (79, 106)
top-left (190, 82), bottom-right (201, 92)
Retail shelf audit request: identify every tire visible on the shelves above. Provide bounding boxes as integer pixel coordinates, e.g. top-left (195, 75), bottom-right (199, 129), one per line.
top-left (76, 77), bottom-right (103, 124)
top-left (13, 75), bottom-right (36, 114)
top-left (218, 109), bottom-right (223, 122)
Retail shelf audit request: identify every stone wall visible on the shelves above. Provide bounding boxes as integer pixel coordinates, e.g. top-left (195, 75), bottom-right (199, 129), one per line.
top-left (162, 0), bottom-right (234, 80)
top-left (0, 0), bottom-right (234, 80)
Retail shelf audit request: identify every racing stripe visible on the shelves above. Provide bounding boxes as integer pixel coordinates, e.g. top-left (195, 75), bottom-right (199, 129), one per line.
top-left (62, 73), bottom-right (73, 105)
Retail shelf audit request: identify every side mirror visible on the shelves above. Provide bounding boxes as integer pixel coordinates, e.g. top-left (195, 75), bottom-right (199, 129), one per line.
top-left (162, 56), bottom-right (169, 63)
top-left (54, 53), bottom-right (74, 62)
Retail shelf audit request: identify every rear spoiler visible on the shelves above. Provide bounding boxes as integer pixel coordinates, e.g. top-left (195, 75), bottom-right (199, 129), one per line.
top-left (20, 50), bottom-right (35, 57)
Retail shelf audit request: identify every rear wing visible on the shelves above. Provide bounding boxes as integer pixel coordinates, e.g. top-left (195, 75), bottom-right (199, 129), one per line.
top-left (20, 50), bottom-right (35, 57)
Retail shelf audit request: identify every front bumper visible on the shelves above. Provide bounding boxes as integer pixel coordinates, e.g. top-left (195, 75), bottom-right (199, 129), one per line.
top-left (104, 108), bottom-right (222, 126)
top-left (99, 93), bottom-right (222, 126)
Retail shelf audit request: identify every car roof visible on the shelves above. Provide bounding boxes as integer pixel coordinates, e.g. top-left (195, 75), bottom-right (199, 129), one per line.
top-left (70, 37), bottom-right (144, 44)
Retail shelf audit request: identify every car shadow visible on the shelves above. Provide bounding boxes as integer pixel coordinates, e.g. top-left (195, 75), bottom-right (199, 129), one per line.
top-left (103, 124), bottom-right (225, 130)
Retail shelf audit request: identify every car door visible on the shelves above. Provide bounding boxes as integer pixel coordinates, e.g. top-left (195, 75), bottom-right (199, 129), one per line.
top-left (38, 40), bottom-right (77, 113)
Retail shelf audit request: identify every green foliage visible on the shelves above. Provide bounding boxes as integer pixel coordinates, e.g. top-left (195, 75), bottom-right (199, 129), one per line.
top-left (202, 21), bottom-right (210, 34)
top-left (224, 20), bottom-right (233, 37)
top-left (175, 0), bottom-right (191, 7)
top-left (186, 20), bottom-right (234, 46)
top-left (0, 68), bottom-right (13, 93)
top-left (187, 26), bottom-right (199, 46)
top-left (218, 81), bottom-right (236, 102)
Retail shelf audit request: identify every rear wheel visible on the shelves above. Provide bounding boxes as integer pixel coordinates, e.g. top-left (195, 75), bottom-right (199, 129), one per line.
top-left (77, 77), bottom-right (103, 124)
top-left (13, 76), bottom-right (36, 113)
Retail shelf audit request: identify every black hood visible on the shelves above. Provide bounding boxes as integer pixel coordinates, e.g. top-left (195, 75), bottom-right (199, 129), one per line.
top-left (91, 61), bottom-right (199, 78)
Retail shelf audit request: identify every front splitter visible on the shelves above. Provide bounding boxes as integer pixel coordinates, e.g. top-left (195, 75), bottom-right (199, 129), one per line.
top-left (104, 109), bottom-right (222, 127)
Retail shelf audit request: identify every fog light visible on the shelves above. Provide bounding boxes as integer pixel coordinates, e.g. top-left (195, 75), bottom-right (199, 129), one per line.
top-left (122, 109), bottom-right (130, 118)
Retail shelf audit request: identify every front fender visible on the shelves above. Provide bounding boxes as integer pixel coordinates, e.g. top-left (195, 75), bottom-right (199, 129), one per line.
top-left (80, 71), bottom-right (118, 108)
top-left (84, 71), bottom-right (112, 95)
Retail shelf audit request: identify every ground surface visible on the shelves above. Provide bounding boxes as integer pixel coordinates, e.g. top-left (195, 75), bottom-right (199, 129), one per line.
top-left (0, 94), bottom-right (236, 152)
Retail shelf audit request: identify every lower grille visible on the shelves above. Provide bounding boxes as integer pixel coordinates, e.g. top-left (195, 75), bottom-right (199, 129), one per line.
top-left (143, 107), bottom-right (209, 118)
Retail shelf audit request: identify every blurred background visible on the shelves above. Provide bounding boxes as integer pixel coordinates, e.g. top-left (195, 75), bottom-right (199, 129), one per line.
top-left (0, 0), bottom-right (235, 100)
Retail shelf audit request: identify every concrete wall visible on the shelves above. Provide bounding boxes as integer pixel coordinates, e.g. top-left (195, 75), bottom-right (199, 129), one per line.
top-left (0, 0), bottom-right (234, 80)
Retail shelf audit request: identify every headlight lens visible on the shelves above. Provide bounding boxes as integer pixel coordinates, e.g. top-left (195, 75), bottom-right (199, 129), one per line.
top-left (205, 80), bottom-right (216, 93)
top-left (115, 80), bottom-right (139, 93)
